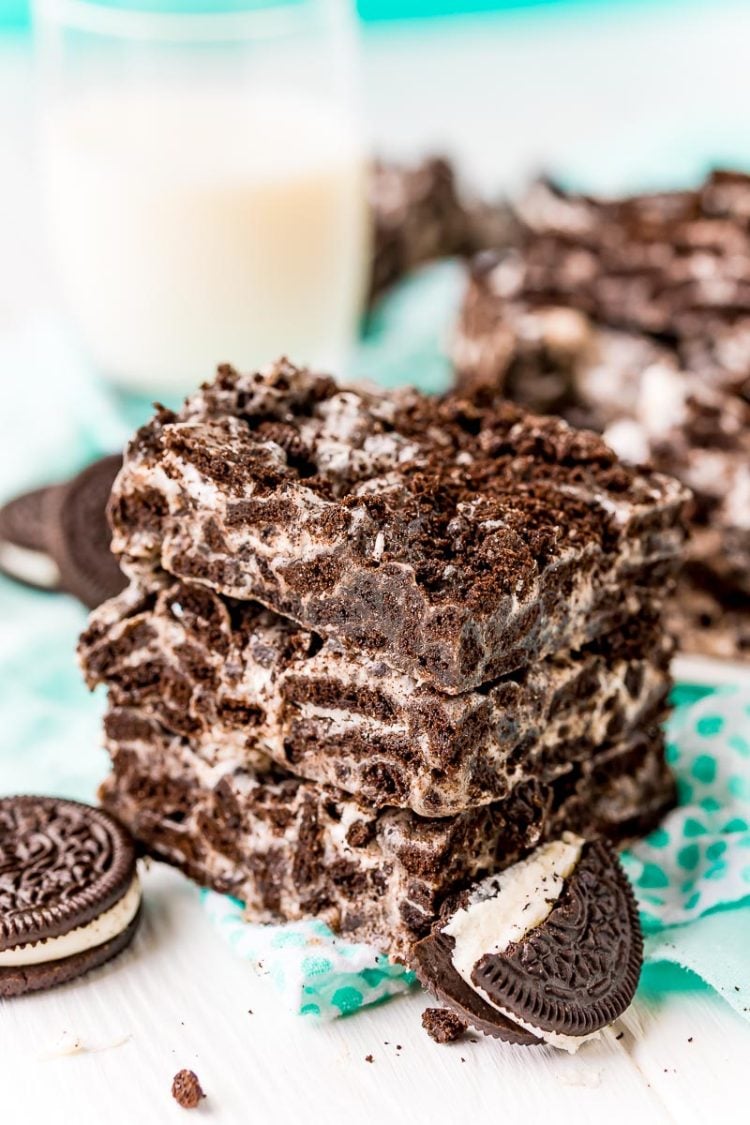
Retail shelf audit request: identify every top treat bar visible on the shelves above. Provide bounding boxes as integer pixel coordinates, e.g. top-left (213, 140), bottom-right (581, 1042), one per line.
top-left (110, 361), bottom-right (687, 693)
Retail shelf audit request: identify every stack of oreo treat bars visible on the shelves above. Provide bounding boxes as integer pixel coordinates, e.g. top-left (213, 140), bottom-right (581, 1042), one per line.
top-left (452, 170), bottom-right (750, 659)
top-left (80, 360), bottom-right (688, 1042)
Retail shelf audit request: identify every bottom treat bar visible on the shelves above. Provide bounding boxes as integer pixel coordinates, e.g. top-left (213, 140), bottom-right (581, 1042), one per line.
top-left (100, 708), bottom-right (674, 959)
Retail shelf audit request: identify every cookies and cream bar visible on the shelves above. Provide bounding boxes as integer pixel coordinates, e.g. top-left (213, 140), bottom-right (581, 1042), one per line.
top-left (80, 578), bottom-right (670, 817)
top-left (369, 158), bottom-right (473, 303)
top-left (108, 360), bottom-right (687, 694)
top-left (452, 172), bottom-right (750, 657)
top-left (99, 705), bottom-right (674, 958)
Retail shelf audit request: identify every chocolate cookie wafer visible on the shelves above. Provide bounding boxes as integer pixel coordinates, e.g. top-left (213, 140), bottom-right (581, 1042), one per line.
top-left (0, 796), bottom-right (141, 997)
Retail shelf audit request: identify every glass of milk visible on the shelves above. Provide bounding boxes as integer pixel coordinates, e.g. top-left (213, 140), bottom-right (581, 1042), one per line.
top-left (33, 0), bottom-right (371, 396)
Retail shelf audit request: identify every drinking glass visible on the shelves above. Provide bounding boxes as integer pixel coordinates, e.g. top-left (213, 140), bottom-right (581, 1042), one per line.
top-left (34, 0), bottom-right (370, 396)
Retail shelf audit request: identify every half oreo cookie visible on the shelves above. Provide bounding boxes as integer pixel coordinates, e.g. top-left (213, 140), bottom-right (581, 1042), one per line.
top-left (0, 455), bottom-right (126, 608)
top-left (0, 796), bottom-right (142, 997)
top-left (413, 834), bottom-right (642, 1050)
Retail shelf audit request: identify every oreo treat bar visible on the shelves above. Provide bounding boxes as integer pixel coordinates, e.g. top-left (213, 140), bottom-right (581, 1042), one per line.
top-left (109, 360), bottom-right (687, 694)
top-left (369, 158), bottom-right (472, 303)
top-left (414, 834), bottom-right (641, 1049)
top-left (80, 579), bottom-right (670, 817)
top-left (368, 157), bottom-right (514, 305)
top-left (452, 171), bottom-right (750, 658)
top-left (99, 705), bottom-right (673, 958)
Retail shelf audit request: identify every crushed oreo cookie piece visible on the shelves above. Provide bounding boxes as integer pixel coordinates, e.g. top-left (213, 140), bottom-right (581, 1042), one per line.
top-left (421, 1007), bottom-right (468, 1044)
top-left (171, 1070), bottom-right (205, 1109)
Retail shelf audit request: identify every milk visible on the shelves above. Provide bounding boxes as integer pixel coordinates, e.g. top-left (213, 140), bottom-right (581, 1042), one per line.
top-left (40, 89), bottom-right (370, 394)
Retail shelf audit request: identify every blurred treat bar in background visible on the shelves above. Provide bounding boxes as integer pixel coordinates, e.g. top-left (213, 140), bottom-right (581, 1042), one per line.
top-left (452, 170), bottom-right (750, 660)
top-left (368, 156), bottom-right (514, 305)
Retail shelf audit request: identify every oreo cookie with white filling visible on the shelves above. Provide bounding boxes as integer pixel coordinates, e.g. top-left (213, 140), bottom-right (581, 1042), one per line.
top-left (46, 454), bottom-right (127, 609)
top-left (0, 455), bottom-right (126, 607)
top-left (413, 834), bottom-right (642, 1050)
top-left (0, 484), bottom-right (64, 592)
top-left (0, 796), bottom-right (141, 997)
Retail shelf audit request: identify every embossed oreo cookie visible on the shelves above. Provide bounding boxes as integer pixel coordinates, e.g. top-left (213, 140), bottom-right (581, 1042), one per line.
top-left (413, 834), bottom-right (642, 1050)
top-left (0, 796), bottom-right (141, 997)
top-left (0, 455), bottom-right (126, 607)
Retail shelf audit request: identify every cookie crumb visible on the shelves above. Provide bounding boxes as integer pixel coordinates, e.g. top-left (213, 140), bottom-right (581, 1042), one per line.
top-left (365, 1054), bottom-right (374, 1064)
top-left (171, 1070), bottom-right (205, 1109)
top-left (688, 1037), bottom-right (693, 1043)
top-left (422, 1008), bottom-right (468, 1044)
top-left (615, 1031), bottom-right (624, 1041)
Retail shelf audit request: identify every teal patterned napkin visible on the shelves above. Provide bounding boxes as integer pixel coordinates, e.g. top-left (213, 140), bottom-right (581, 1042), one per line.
top-left (623, 689), bottom-right (750, 930)
top-left (201, 894), bottom-right (416, 1018)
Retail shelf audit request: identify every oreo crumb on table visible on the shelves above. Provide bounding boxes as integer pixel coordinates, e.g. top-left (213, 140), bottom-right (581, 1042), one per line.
top-left (171, 1070), bottom-right (205, 1109)
top-left (365, 1054), bottom-right (374, 1064)
top-left (422, 1008), bottom-right (468, 1044)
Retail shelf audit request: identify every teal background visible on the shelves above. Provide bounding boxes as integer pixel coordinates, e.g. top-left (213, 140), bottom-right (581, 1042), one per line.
top-left (0, 0), bottom-right (707, 31)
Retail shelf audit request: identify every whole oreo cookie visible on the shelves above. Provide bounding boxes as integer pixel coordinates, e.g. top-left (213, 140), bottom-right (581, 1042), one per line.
top-left (0, 796), bottom-right (142, 997)
top-left (0, 484), bottom-right (64, 592)
top-left (0, 455), bottom-right (126, 608)
top-left (413, 834), bottom-right (642, 1050)
top-left (46, 454), bottom-right (127, 609)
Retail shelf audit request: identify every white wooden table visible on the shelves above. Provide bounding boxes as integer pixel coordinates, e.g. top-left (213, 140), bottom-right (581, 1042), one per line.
top-left (3, 7), bottom-right (750, 1121)
top-left (0, 858), bottom-right (747, 1125)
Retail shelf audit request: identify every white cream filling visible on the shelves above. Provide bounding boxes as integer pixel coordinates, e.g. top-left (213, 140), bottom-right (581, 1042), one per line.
top-left (0, 875), bottom-right (141, 967)
top-left (445, 834), bottom-right (601, 1053)
top-left (0, 542), bottom-right (60, 589)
